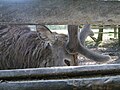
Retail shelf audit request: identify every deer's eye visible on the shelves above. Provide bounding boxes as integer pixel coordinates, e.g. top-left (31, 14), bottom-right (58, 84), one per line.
top-left (64, 59), bottom-right (70, 66)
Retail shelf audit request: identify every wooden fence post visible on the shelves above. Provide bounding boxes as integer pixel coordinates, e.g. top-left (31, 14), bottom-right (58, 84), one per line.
top-left (118, 25), bottom-right (120, 46)
top-left (95, 25), bottom-right (103, 47)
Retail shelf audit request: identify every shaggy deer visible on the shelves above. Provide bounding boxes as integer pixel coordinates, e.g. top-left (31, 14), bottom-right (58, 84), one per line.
top-left (0, 25), bottom-right (111, 69)
top-left (0, 25), bottom-right (74, 69)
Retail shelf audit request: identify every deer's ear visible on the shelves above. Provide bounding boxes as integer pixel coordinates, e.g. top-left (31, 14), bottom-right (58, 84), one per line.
top-left (36, 25), bottom-right (52, 35)
top-left (64, 59), bottom-right (71, 66)
top-left (36, 25), bottom-right (56, 41)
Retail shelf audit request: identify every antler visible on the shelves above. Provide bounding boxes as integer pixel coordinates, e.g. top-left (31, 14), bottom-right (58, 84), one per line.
top-left (78, 24), bottom-right (111, 62)
top-left (79, 24), bottom-right (94, 46)
top-left (66, 24), bottom-right (111, 63)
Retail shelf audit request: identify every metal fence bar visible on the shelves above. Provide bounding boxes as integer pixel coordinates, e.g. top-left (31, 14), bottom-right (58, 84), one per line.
top-left (0, 76), bottom-right (120, 90)
top-left (0, 64), bottom-right (120, 80)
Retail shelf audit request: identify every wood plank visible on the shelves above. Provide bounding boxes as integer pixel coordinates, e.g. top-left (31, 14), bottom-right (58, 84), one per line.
top-left (0, 0), bottom-right (120, 25)
top-left (0, 64), bottom-right (120, 80)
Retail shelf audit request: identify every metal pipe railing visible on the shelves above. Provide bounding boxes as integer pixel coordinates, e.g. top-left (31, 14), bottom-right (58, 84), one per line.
top-left (0, 64), bottom-right (120, 90)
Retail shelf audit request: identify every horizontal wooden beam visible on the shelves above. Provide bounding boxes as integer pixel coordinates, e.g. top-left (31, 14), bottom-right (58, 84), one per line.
top-left (0, 76), bottom-right (120, 90)
top-left (0, 64), bottom-right (120, 80)
top-left (0, 0), bottom-right (120, 25)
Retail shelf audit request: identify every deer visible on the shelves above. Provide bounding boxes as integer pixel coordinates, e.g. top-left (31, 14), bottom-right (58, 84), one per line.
top-left (0, 25), bottom-right (75, 69)
top-left (0, 24), bottom-right (111, 69)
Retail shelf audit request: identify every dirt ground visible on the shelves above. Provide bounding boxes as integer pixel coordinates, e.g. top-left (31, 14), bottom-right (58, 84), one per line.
top-left (78, 39), bottom-right (120, 65)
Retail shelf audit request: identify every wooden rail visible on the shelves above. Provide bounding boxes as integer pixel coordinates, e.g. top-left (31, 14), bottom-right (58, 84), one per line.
top-left (0, 0), bottom-right (120, 25)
